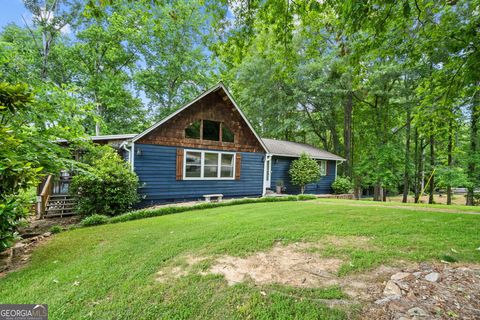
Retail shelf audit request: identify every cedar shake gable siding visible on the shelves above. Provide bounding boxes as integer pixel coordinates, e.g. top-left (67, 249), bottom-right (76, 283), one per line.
top-left (137, 89), bottom-right (264, 153)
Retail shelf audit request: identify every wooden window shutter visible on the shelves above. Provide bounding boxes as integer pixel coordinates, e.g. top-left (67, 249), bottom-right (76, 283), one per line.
top-left (325, 160), bottom-right (329, 175)
top-left (235, 153), bottom-right (241, 180)
top-left (176, 148), bottom-right (184, 180)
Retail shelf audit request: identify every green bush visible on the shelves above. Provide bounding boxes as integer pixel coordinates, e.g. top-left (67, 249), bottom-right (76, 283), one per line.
top-left (81, 214), bottom-right (110, 227)
top-left (0, 196), bottom-right (29, 251)
top-left (50, 225), bottom-right (62, 234)
top-left (289, 153), bottom-right (320, 194)
top-left (332, 176), bottom-right (353, 194)
top-left (297, 194), bottom-right (317, 200)
top-left (70, 147), bottom-right (139, 216)
top-left (0, 83), bottom-right (40, 252)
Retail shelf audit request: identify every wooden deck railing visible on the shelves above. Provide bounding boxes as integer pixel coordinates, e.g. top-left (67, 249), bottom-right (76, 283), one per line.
top-left (38, 175), bottom-right (53, 218)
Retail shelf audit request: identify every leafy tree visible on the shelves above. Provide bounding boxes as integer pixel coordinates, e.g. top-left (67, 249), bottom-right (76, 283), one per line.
top-left (133, 1), bottom-right (214, 119)
top-left (70, 146), bottom-right (139, 216)
top-left (0, 82), bottom-right (41, 251)
top-left (289, 153), bottom-right (320, 194)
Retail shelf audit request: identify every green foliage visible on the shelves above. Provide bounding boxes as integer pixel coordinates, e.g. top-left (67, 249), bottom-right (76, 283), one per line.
top-left (332, 177), bottom-right (353, 194)
top-left (70, 147), bottom-right (139, 216)
top-left (436, 166), bottom-right (469, 190)
top-left (0, 196), bottom-right (28, 251)
top-left (297, 194), bottom-right (317, 201)
top-left (0, 82), bottom-right (41, 251)
top-left (275, 180), bottom-right (284, 187)
top-left (50, 225), bottom-right (62, 234)
top-left (441, 254), bottom-right (458, 263)
top-left (289, 153), bottom-right (320, 194)
top-left (81, 214), bottom-right (110, 227)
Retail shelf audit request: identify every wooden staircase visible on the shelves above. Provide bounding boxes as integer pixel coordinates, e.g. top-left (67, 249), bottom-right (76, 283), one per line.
top-left (44, 194), bottom-right (77, 218)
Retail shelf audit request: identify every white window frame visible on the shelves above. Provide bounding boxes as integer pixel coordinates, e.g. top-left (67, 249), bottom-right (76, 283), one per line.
top-left (183, 149), bottom-right (236, 180)
top-left (318, 160), bottom-right (327, 176)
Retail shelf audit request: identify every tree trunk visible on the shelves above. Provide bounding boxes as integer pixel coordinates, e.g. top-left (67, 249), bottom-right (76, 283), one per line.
top-left (373, 182), bottom-right (382, 201)
top-left (95, 105), bottom-right (101, 136)
top-left (413, 130), bottom-right (421, 203)
top-left (466, 91), bottom-right (479, 205)
top-left (300, 185), bottom-right (305, 194)
top-left (428, 133), bottom-right (435, 204)
top-left (447, 123), bottom-right (453, 205)
top-left (343, 91), bottom-right (353, 178)
top-left (402, 110), bottom-right (411, 203)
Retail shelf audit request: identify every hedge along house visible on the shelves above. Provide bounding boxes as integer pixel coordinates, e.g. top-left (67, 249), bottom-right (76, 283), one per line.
top-left (120, 83), bottom-right (345, 206)
top-left (38, 83), bottom-right (344, 216)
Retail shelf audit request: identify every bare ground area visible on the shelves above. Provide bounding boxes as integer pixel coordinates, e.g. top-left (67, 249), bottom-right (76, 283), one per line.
top-left (0, 216), bottom-right (80, 276)
top-left (156, 240), bottom-right (480, 319)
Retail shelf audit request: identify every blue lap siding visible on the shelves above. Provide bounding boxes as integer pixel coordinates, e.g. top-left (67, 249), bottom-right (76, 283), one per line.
top-left (270, 156), bottom-right (336, 194)
top-left (134, 144), bottom-right (265, 206)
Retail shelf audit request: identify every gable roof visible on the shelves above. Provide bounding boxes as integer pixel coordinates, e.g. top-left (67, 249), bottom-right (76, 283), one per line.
top-left (131, 82), bottom-right (268, 152)
top-left (262, 138), bottom-right (345, 161)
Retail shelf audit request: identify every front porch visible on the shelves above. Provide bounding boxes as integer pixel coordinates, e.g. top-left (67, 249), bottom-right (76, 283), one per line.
top-left (37, 172), bottom-right (77, 218)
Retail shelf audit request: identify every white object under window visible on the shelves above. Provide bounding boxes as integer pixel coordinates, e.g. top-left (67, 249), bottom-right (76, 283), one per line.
top-left (184, 150), bottom-right (235, 179)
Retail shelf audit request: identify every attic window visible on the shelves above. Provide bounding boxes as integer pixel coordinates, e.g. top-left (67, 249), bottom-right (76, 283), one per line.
top-left (184, 120), bottom-right (235, 143)
top-left (185, 120), bottom-right (201, 139)
top-left (203, 120), bottom-right (220, 141)
top-left (222, 124), bottom-right (234, 143)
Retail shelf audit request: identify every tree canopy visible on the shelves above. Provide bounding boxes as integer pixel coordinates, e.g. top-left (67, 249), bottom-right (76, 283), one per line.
top-left (1, 0), bottom-right (479, 234)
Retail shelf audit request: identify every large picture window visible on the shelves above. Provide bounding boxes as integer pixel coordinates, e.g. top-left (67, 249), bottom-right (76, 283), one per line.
top-left (184, 150), bottom-right (235, 179)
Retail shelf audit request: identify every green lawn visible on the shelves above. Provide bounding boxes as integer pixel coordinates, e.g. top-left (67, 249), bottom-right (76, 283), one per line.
top-left (319, 197), bottom-right (480, 213)
top-left (1, 200), bottom-right (479, 319)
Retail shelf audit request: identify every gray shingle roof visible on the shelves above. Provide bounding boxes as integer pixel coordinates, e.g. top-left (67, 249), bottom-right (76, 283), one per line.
top-left (55, 134), bottom-right (137, 143)
top-left (261, 138), bottom-right (345, 161)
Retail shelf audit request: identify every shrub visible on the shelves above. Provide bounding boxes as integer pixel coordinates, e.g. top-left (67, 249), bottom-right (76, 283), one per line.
top-left (0, 83), bottom-right (40, 252)
top-left (289, 153), bottom-right (320, 194)
top-left (81, 214), bottom-right (109, 227)
top-left (0, 196), bottom-right (29, 251)
top-left (50, 225), bottom-right (62, 234)
top-left (70, 147), bottom-right (139, 216)
top-left (297, 194), bottom-right (317, 200)
top-left (332, 176), bottom-right (353, 194)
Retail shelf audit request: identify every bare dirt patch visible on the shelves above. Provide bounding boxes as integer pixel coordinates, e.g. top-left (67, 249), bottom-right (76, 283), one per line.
top-left (155, 242), bottom-right (480, 319)
top-left (210, 242), bottom-right (343, 287)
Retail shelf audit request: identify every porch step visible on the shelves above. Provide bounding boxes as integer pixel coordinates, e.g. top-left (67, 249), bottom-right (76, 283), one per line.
top-left (44, 195), bottom-right (77, 218)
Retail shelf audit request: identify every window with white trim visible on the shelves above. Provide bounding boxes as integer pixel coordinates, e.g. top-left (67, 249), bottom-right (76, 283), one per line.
top-left (318, 160), bottom-right (327, 176)
top-left (184, 150), bottom-right (235, 179)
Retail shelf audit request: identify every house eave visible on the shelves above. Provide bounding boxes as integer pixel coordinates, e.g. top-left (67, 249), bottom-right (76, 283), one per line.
top-left (270, 153), bottom-right (345, 161)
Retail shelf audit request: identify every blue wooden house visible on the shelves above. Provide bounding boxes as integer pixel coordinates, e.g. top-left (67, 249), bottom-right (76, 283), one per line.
top-left (123, 83), bottom-right (344, 205)
top-left (40, 83), bottom-right (344, 214)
